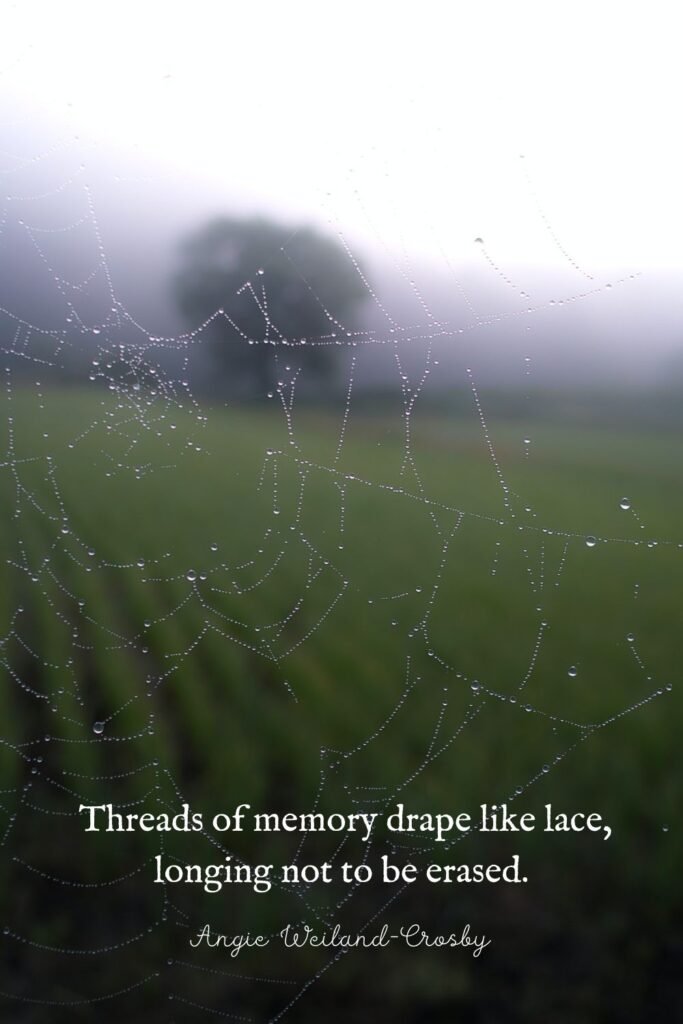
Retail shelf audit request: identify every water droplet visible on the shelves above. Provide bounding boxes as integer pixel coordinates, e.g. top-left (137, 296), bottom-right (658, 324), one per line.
top-left (619, 497), bottom-right (631, 511)
top-left (585, 536), bottom-right (597, 548)
top-left (626, 632), bottom-right (635, 643)
top-left (567, 665), bottom-right (578, 678)
top-left (93, 721), bottom-right (104, 735)
top-left (210, 542), bottom-right (218, 552)
top-left (186, 569), bottom-right (197, 582)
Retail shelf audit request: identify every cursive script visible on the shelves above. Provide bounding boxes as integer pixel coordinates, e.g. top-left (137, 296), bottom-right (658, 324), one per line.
top-left (190, 922), bottom-right (491, 958)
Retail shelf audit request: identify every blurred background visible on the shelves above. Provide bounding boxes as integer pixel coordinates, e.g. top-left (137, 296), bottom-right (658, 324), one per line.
top-left (0, 2), bottom-right (682, 1021)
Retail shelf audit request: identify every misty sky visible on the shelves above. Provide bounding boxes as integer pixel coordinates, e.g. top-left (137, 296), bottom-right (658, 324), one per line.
top-left (1, 1), bottom-right (682, 384)
top-left (3, 2), bottom-right (682, 266)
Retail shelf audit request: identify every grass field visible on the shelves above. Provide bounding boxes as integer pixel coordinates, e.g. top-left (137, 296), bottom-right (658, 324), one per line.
top-left (1, 384), bottom-right (681, 1020)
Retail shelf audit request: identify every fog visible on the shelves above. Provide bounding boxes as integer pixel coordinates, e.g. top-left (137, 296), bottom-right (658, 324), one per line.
top-left (1, 2), bottom-right (682, 396)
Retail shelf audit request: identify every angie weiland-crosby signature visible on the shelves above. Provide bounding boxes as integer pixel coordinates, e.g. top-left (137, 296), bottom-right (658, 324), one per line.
top-left (190, 923), bottom-right (492, 958)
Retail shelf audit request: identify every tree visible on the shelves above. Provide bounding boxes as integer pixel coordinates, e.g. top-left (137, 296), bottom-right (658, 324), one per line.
top-left (173, 217), bottom-right (368, 396)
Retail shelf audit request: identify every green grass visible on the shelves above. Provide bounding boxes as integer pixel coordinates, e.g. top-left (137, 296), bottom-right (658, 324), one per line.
top-left (1, 384), bottom-right (681, 1018)
top-left (2, 386), bottom-right (680, 832)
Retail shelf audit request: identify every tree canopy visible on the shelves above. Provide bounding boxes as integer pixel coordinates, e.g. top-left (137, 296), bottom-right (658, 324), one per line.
top-left (173, 217), bottom-right (368, 396)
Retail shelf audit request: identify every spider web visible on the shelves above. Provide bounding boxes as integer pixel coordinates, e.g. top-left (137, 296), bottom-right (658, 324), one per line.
top-left (0, 110), bottom-right (679, 1023)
